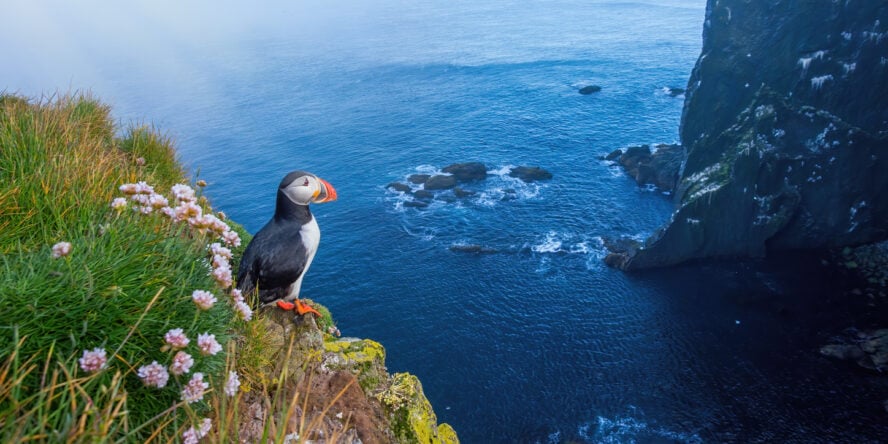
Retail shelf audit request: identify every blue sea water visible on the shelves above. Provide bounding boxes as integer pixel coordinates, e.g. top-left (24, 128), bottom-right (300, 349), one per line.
top-left (4, 1), bottom-right (888, 442)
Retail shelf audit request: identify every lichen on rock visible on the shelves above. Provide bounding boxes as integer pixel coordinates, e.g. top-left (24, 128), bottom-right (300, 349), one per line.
top-left (239, 303), bottom-right (458, 443)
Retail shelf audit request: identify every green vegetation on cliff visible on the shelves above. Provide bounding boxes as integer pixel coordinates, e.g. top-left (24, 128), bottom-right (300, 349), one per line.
top-left (0, 93), bottom-right (457, 443)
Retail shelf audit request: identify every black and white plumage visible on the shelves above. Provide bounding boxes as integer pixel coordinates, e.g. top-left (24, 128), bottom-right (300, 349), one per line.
top-left (236, 171), bottom-right (337, 309)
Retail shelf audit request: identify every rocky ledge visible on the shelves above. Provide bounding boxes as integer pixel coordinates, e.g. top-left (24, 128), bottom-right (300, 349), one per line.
top-left (238, 303), bottom-right (458, 444)
top-left (820, 329), bottom-right (888, 373)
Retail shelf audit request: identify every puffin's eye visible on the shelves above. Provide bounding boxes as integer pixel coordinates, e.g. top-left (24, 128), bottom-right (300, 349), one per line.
top-left (303, 178), bottom-right (310, 186)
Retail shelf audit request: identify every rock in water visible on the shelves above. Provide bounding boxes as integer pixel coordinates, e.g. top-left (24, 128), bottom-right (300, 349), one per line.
top-left (508, 166), bottom-right (552, 182)
top-left (423, 175), bottom-right (457, 190)
top-left (666, 87), bottom-right (685, 97)
top-left (408, 174), bottom-right (431, 184)
top-left (442, 162), bottom-right (487, 182)
top-left (611, 144), bottom-right (683, 193)
top-left (578, 85), bottom-right (602, 94)
top-left (608, 0), bottom-right (888, 270)
top-left (387, 182), bottom-right (412, 193)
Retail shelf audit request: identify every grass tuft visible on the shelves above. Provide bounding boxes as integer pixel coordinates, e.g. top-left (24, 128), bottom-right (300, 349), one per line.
top-left (0, 93), bottom-right (241, 441)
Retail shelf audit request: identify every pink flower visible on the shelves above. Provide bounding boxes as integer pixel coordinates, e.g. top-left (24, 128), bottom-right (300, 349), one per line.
top-left (182, 418), bottom-right (212, 444)
top-left (171, 184), bottom-right (196, 202)
top-left (175, 201), bottom-right (202, 221)
top-left (170, 351), bottom-right (195, 376)
top-left (197, 333), bottom-right (222, 356)
top-left (148, 193), bottom-right (169, 209)
top-left (221, 230), bottom-right (241, 247)
top-left (225, 371), bottom-right (240, 396)
top-left (234, 301), bottom-right (253, 321)
top-left (230, 288), bottom-right (244, 303)
top-left (202, 214), bottom-right (229, 234)
top-left (134, 181), bottom-right (154, 194)
top-left (210, 243), bottom-right (232, 259)
top-left (51, 242), bottom-right (72, 258)
top-left (129, 193), bottom-right (149, 205)
top-left (160, 206), bottom-right (176, 218)
top-left (211, 254), bottom-right (229, 270)
top-left (181, 372), bottom-right (209, 403)
top-left (192, 290), bottom-right (217, 310)
top-left (182, 427), bottom-right (199, 444)
top-left (137, 361), bottom-right (169, 388)
top-left (78, 347), bottom-right (107, 373)
top-left (199, 418), bottom-right (212, 436)
top-left (164, 328), bottom-right (190, 349)
top-left (212, 266), bottom-right (233, 289)
top-left (111, 197), bottom-right (128, 212)
top-left (119, 183), bottom-right (138, 195)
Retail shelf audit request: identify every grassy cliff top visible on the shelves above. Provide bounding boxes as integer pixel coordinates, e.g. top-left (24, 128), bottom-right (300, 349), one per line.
top-left (0, 94), bottom-right (457, 443)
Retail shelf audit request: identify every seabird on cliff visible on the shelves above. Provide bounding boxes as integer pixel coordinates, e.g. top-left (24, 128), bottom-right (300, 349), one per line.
top-left (236, 170), bottom-right (337, 316)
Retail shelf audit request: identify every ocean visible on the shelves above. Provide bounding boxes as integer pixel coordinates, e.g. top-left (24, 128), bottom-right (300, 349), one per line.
top-left (3, 1), bottom-right (887, 442)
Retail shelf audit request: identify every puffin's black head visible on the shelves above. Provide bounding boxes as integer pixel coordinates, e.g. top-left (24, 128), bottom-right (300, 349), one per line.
top-left (279, 170), bottom-right (338, 205)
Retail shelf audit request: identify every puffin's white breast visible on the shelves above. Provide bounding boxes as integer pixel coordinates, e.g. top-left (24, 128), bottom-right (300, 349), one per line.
top-left (286, 215), bottom-right (320, 301)
top-left (300, 215), bottom-right (321, 262)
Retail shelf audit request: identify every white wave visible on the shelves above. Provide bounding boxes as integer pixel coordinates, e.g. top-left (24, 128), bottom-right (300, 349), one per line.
top-left (580, 413), bottom-right (703, 444)
top-left (532, 231), bottom-right (563, 253)
top-left (530, 232), bottom-right (607, 259)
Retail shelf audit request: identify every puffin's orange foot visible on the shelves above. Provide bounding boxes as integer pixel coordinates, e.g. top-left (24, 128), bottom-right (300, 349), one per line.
top-left (276, 300), bottom-right (295, 311)
top-left (295, 300), bottom-right (322, 317)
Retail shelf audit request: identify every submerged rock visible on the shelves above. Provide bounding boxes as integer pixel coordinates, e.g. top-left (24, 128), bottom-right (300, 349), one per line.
top-left (449, 244), bottom-right (498, 254)
top-left (508, 166), bottom-right (552, 182)
top-left (403, 200), bottom-right (429, 208)
top-left (453, 187), bottom-right (476, 198)
top-left (578, 85), bottom-right (602, 94)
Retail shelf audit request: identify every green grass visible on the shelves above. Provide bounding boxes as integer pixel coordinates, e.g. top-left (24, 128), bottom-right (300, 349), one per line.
top-left (0, 93), bottom-right (243, 441)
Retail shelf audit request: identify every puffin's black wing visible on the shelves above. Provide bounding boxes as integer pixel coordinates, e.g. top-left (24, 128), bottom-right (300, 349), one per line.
top-left (236, 221), bottom-right (308, 304)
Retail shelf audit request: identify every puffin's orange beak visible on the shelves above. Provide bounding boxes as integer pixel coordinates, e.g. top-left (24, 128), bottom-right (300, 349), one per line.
top-left (313, 177), bottom-right (337, 203)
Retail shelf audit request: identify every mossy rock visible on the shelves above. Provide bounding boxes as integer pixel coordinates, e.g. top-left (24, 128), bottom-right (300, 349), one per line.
top-left (380, 373), bottom-right (459, 444)
top-left (323, 337), bottom-right (387, 391)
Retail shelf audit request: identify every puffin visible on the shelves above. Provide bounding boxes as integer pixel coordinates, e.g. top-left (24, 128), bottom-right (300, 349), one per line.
top-left (236, 170), bottom-right (337, 316)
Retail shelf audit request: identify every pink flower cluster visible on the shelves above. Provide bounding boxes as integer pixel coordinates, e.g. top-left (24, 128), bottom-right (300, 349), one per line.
top-left (137, 361), bottom-right (170, 388)
top-left (51, 241), bottom-right (72, 258)
top-left (181, 372), bottom-right (209, 403)
top-left (225, 371), bottom-right (240, 397)
top-left (230, 288), bottom-right (253, 321)
top-left (197, 333), bottom-right (223, 356)
top-left (182, 418), bottom-right (212, 444)
top-left (191, 290), bottom-right (217, 310)
top-left (115, 181), bottom-right (240, 246)
top-left (78, 347), bottom-right (107, 372)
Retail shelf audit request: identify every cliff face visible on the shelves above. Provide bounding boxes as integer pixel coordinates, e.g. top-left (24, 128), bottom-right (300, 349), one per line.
top-left (611, 0), bottom-right (888, 270)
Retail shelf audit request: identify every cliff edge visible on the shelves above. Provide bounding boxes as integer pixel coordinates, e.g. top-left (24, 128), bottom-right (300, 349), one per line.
top-left (608, 0), bottom-right (888, 269)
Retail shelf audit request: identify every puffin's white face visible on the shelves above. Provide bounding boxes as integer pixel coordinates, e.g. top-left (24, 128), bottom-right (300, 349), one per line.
top-left (281, 174), bottom-right (337, 206)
